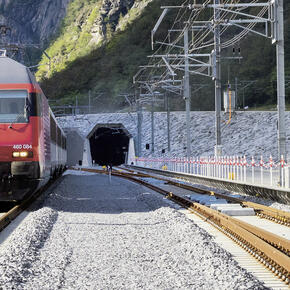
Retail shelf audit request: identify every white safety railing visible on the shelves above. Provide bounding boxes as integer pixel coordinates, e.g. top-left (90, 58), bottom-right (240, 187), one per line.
top-left (135, 155), bottom-right (290, 189)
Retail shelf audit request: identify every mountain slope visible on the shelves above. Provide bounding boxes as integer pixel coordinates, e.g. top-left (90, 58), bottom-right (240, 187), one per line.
top-left (35, 1), bottom-right (290, 112)
top-left (36, 0), bottom-right (161, 111)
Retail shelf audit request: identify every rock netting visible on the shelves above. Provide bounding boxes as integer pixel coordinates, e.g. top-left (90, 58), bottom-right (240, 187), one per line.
top-left (58, 111), bottom-right (290, 160)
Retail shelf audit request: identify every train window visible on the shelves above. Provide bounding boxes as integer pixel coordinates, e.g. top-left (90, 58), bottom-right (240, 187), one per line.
top-left (50, 115), bottom-right (56, 143)
top-left (36, 93), bottom-right (43, 117)
top-left (0, 90), bottom-right (28, 123)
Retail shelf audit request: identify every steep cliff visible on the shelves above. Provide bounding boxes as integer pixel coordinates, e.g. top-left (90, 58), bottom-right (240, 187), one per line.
top-left (0, 0), bottom-right (70, 44)
top-left (34, 0), bottom-right (161, 111)
top-left (36, 0), bottom-right (153, 80)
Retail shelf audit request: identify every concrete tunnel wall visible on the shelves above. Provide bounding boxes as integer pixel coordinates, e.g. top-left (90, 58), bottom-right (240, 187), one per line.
top-left (82, 123), bottom-right (135, 167)
top-left (64, 128), bottom-right (85, 166)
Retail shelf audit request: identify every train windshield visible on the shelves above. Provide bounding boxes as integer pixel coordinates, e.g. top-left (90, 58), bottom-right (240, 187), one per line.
top-left (0, 90), bottom-right (28, 123)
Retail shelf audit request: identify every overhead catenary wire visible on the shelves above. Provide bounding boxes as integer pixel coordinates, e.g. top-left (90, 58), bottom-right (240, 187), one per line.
top-left (142, 0), bottom-right (240, 85)
top-left (145, 9), bottom-right (210, 85)
top-left (138, 0), bottom-right (269, 91)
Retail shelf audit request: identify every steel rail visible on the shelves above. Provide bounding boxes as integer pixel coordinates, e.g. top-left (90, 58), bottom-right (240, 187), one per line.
top-left (115, 168), bottom-right (290, 253)
top-left (120, 166), bottom-right (290, 226)
top-left (165, 180), bottom-right (290, 226)
top-left (186, 199), bottom-right (290, 282)
top-left (0, 204), bottom-right (23, 232)
top-left (0, 175), bottom-right (63, 232)
top-left (73, 167), bottom-right (290, 283)
top-left (126, 165), bottom-right (290, 218)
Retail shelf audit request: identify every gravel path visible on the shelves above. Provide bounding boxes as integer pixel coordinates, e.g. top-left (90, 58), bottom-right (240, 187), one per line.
top-left (0, 171), bottom-right (269, 289)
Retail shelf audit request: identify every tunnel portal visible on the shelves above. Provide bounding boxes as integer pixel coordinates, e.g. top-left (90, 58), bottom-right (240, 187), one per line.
top-left (89, 125), bottom-right (130, 166)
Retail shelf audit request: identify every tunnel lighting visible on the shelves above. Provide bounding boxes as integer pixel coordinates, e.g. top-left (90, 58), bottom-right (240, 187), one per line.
top-left (12, 151), bottom-right (33, 158)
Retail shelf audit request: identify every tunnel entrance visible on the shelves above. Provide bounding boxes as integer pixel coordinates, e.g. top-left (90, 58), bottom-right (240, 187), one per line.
top-left (88, 124), bottom-right (130, 166)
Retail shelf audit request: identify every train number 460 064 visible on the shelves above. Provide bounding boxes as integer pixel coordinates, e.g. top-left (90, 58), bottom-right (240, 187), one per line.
top-left (13, 144), bottom-right (33, 150)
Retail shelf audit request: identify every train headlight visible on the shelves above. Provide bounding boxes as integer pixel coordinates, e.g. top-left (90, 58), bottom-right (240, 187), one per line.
top-left (20, 151), bottom-right (28, 157)
top-left (12, 151), bottom-right (33, 158)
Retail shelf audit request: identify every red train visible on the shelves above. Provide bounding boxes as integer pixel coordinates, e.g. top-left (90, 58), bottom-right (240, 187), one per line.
top-left (0, 54), bottom-right (67, 201)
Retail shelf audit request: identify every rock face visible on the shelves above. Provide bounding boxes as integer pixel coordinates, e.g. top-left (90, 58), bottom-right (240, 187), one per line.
top-left (0, 0), bottom-right (70, 45)
top-left (93, 0), bottom-right (135, 42)
top-left (101, 0), bottom-right (135, 27)
top-left (0, 0), bottom-right (150, 64)
top-left (35, 0), bottom-right (152, 81)
top-left (0, 0), bottom-right (147, 47)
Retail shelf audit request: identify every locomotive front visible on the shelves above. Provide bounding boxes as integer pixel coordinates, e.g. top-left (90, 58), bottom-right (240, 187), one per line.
top-left (0, 56), bottom-right (49, 201)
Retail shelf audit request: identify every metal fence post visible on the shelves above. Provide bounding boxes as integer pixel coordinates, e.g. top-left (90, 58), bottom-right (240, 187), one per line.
top-left (281, 155), bottom-right (285, 187)
top-left (285, 164), bottom-right (289, 188)
top-left (236, 156), bottom-right (239, 181)
top-left (244, 156), bottom-right (247, 182)
top-left (251, 156), bottom-right (255, 184)
top-left (260, 156), bottom-right (264, 186)
top-left (269, 156), bottom-right (273, 186)
top-left (207, 157), bottom-right (210, 177)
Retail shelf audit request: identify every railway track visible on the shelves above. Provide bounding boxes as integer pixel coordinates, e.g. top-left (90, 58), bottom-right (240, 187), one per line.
top-left (0, 176), bottom-right (63, 233)
top-left (121, 166), bottom-right (290, 227)
top-left (73, 166), bottom-right (290, 286)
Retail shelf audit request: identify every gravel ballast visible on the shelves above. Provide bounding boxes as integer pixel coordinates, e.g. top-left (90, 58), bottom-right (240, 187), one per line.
top-left (0, 171), bottom-right (269, 289)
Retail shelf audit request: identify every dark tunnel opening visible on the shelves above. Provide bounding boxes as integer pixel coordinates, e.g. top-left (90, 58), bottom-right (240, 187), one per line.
top-left (89, 127), bottom-right (130, 166)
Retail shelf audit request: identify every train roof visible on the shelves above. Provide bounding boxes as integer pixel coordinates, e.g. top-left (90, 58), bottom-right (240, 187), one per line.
top-left (0, 56), bottom-right (32, 84)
